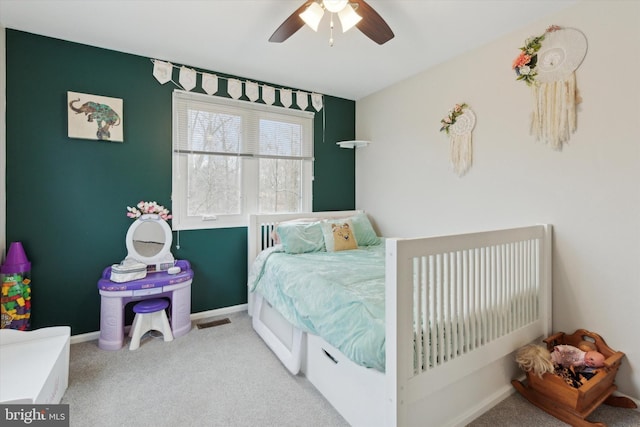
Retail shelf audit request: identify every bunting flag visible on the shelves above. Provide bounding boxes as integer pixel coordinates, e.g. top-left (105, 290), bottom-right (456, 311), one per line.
top-left (150, 58), bottom-right (323, 112)
top-left (179, 66), bottom-right (197, 91)
top-left (202, 73), bottom-right (218, 95)
top-left (311, 93), bottom-right (323, 111)
top-left (153, 60), bottom-right (173, 84)
top-left (296, 91), bottom-right (308, 110)
top-left (228, 79), bottom-right (242, 99)
top-left (280, 89), bottom-right (292, 108)
top-left (245, 81), bottom-right (259, 102)
top-left (262, 85), bottom-right (275, 105)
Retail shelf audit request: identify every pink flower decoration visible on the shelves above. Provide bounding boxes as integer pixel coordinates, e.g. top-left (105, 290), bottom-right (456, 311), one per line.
top-left (512, 52), bottom-right (531, 69)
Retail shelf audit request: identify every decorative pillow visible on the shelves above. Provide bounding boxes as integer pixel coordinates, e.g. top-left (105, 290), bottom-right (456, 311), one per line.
top-left (321, 219), bottom-right (358, 252)
top-left (276, 221), bottom-right (325, 254)
top-left (349, 212), bottom-right (380, 246)
top-left (270, 217), bottom-right (322, 244)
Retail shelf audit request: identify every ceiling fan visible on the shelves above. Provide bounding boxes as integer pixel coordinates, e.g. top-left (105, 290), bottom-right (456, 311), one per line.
top-left (269, 0), bottom-right (394, 46)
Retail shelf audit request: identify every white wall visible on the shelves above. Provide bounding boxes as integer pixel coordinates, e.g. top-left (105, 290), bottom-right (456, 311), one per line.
top-left (356, 0), bottom-right (640, 399)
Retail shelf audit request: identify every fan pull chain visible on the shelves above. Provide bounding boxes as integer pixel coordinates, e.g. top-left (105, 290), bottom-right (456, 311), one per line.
top-left (329, 13), bottom-right (335, 47)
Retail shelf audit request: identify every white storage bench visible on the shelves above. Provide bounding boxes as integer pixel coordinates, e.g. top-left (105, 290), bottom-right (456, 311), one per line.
top-left (0, 326), bottom-right (70, 404)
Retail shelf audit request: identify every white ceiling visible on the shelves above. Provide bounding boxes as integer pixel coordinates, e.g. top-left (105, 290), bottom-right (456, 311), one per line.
top-left (0, 0), bottom-right (577, 100)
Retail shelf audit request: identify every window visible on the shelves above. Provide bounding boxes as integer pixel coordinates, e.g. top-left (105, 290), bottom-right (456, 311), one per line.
top-left (172, 90), bottom-right (314, 230)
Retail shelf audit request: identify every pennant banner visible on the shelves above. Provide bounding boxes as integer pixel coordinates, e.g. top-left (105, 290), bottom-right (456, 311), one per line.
top-left (150, 58), bottom-right (323, 112)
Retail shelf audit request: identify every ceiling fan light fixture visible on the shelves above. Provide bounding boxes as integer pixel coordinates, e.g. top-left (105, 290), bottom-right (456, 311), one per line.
top-left (300, 2), bottom-right (325, 32)
top-left (270, 0), bottom-right (394, 45)
top-left (323, 0), bottom-right (348, 13)
top-left (337, 4), bottom-right (362, 32)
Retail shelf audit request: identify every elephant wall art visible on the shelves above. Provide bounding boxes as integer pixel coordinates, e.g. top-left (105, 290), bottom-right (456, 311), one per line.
top-left (67, 91), bottom-right (123, 142)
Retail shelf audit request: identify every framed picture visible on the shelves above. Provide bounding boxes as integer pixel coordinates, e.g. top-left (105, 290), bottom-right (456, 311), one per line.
top-left (67, 91), bottom-right (123, 142)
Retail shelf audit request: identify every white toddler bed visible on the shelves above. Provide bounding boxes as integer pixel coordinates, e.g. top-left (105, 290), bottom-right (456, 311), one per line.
top-left (0, 326), bottom-right (71, 404)
top-left (247, 211), bottom-right (552, 426)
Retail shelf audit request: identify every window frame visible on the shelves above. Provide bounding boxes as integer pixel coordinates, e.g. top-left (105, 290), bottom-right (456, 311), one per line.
top-left (171, 90), bottom-right (314, 231)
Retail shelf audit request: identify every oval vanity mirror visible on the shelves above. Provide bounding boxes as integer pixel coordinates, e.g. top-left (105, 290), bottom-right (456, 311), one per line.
top-left (125, 214), bottom-right (175, 268)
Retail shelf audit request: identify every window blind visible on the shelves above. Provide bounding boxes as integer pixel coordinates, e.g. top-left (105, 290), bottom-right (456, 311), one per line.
top-left (173, 90), bottom-right (314, 160)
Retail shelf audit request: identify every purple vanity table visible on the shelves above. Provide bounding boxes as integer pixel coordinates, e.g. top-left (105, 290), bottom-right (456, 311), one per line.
top-left (97, 260), bottom-right (193, 350)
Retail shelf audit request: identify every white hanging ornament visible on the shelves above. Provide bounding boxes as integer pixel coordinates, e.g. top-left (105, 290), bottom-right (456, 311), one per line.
top-left (311, 93), bottom-right (323, 111)
top-left (262, 85), bottom-right (275, 105)
top-left (152, 60), bottom-right (173, 84)
top-left (228, 79), bottom-right (242, 99)
top-left (202, 73), bottom-right (218, 95)
top-left (448, 108), bottom-right (475, 176)
top-left (280, 89), bottom-right (292, 108)
top-left (535, 27), bottom-right (587, 84)
top-left (513, 26), bottom-right (587, 150)
top-left (440, 103), bottom-right (475, 177)
top-left (245, 81), bottom-right (259, 102)
top-left (296, 91), bottom-right (309, 110)
top-left (179, 66), bottom-right (197, 91)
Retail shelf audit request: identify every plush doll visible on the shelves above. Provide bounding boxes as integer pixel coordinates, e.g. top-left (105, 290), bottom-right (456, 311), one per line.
top-left (516, 342), bottom-right (606, 389)
top-left (551, 344), bottom-right (605, 369)
top-left (516, 343), bottom-right (606, 378)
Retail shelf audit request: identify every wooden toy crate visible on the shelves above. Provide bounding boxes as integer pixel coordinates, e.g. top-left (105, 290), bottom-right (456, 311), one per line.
top-left (512, 329), bottom-right (636, 427)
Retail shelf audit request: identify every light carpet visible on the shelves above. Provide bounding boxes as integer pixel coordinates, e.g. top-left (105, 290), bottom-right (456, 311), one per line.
top-left (62, 311), bottom-right (640, 426)
top-left (62, 311), bottom-right (348, 427)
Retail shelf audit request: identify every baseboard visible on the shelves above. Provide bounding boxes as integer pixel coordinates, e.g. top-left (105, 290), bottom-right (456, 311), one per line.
top-left (448, 383), bottom-right (516, 427)
top-left (70, 304), bottom-right (248, 345)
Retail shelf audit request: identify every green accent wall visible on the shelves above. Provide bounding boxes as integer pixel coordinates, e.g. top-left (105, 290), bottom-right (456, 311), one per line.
top-left (5, 29), bottom-right (356, 334)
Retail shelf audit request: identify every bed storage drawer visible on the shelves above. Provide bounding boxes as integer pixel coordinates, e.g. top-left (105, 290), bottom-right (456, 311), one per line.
top-left (304, 333), bottom-right (386, 427)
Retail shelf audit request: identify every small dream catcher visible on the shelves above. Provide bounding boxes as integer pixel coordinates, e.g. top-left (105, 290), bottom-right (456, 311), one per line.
top-left (440, 103), bottom-right (476, 176)
top-left (512, 25), bottom-right (588, 150)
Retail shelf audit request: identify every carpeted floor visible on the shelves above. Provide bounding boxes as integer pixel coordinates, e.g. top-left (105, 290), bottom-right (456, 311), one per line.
top-left (62, 311), bottom-right (349, 427)
top-left (468, 392), bottom-right (640, 426)
top-left (62, 311), bottom-right (640, 426)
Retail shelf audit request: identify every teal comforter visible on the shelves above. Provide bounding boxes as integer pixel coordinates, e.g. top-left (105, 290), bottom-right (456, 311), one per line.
top-left (248, 242), bottom-right (386, 372)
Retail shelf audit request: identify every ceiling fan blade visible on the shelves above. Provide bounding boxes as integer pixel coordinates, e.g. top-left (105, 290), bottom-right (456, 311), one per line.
top-left (353, 0), bottom-right (394, 45)
top-left (269, 1), bottom-right (315, 43)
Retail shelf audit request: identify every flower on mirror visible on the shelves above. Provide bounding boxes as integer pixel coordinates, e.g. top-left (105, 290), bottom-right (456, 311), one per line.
top-left (126, 201), bottom-right (172, 220)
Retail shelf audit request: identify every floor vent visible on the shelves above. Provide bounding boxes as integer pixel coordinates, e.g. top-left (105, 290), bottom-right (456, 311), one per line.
top-left (196, 318), bottom-right (231, 329)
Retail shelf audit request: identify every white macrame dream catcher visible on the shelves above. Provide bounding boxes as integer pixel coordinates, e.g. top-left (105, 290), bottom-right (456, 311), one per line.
top-left (440, 104), bottom-right (476, 176)
top-left (513, 26), bottom-right (588, 150)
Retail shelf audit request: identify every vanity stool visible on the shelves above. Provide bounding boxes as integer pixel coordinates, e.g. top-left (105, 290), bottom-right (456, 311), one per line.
top-left (129, 298), bottom-right (173, 350)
